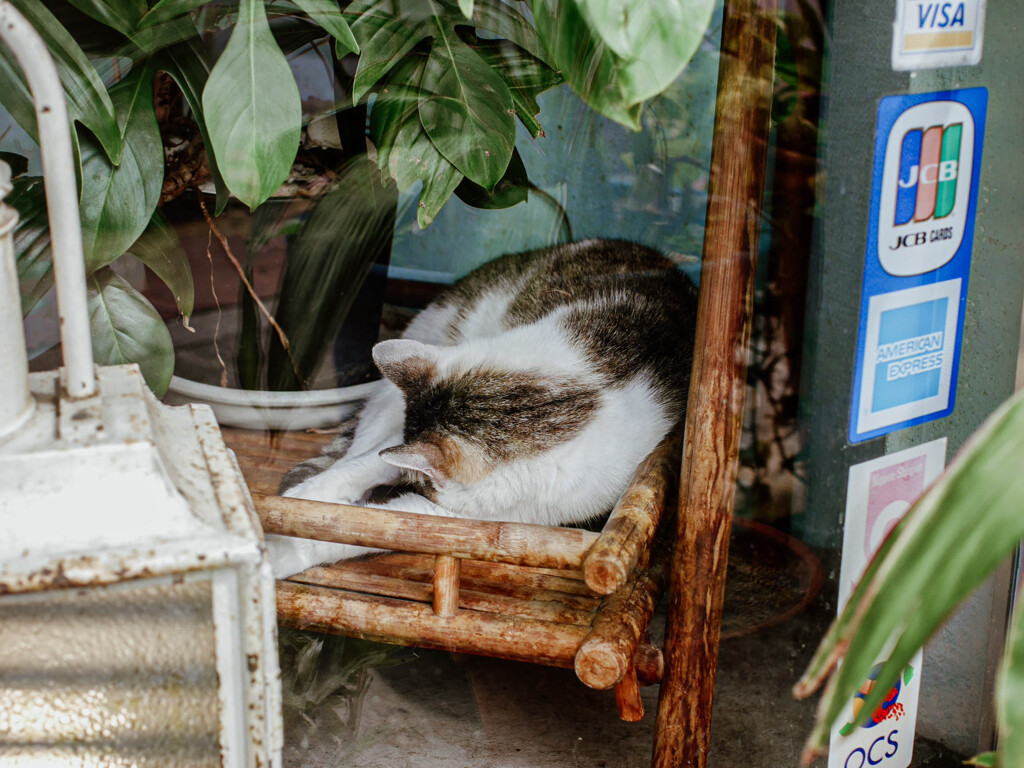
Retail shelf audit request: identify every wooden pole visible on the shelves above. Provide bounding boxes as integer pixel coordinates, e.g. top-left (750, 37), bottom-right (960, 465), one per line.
top-left (432, 554), bottom-right (461, 617)
top-left (584, 431), bottom-right (681, 595)
top-left (651, 0), bottom-right (777, 766)
top-left (254, 493), bottom-right (598, 569)
top-left (277, 580), bottom-right (589, 667)
top-left (615, 666), bottom-right (646, 722)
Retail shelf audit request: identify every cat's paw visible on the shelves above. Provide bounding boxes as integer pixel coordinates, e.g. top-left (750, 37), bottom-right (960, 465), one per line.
top-left (264, 534), bottom-right (375, 579)
top-left (281, 471), bottom-right (368, 506)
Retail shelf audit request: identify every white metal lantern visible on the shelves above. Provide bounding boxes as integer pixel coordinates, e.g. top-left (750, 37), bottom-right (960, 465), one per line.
top-left (0, 4), bottom-right (282, 766)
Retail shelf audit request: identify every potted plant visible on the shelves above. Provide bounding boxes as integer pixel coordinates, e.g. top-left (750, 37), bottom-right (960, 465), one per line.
top-left (3, 0), bottom-right (715, 423)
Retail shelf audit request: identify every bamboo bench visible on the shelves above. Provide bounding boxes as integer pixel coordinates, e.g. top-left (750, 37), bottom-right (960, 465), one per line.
top-left (225, 427), bottom-right (682, 722)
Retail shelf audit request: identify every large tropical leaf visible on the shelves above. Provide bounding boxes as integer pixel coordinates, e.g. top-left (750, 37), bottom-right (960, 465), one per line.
top-left (8, 176), bottom-right (53, 317)
top-left (0, 47), bottom-right (40, 144)
top-left (125, 212), bottom-right (194, 319)
top-left (138, 0), bottom-right (210, 29)
top-left (795, 389), bottom-right (1024, 763)
top-left (528, 0), bottom-right (715, 129)
top-left (998, 598), bottom-right (1024, 768)
top-left (291, 0), bottom-right (360, 57)
top-left (454, 146), bottom-right (528, 209)
top-left (471, 38), bottom-right (563, 139)
top-left (87, 266), bottom-right (175, 396)
top-left (418, 14), bottom-right (515, 189)
top-left (368, 53), bottom-right (463, 228)
top-left (79, 64), bottom-right (164, 274)
top-left (9, 0), bottom-right (123, 164)
top-left (350, 0), bottom-right (559, 220)
top-left (63, 0), bottom-right (144, 37)
top-left (348, 0), bottom-right (556, 188)
top-left (202, 0), bottom-right (302, 209)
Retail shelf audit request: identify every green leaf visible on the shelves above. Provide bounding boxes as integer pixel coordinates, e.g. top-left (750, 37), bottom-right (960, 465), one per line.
top-left (470, 0), bottom-right (549, 62)
top-left (10, 0), bottom-right (123, 164)
top-left (965, 753), bottom-right (996, 767)
top-left (79, 64), bottom-right (164, 273)
top-left (471, 38), bottom-right (563, 138)
top-left (369, 54), bottom-right (463, 227)
top-left (203, 0), bottom-right (302, 209)
top-left (139, 0), bottom-right (210, 29)
top-left (796, 389), bottom-right (1024, 758)
top-left (160, 40), bottom-right (231, 214)
top-left (291, 0), bottom-right (360, 56)
top-left (458, 0), bottom-right (474, 18)
top-left (419, 8), bottom-right (515, 189)
top-left (8, 177), bottom-right (53, 317)
top-left (347, 0), bottom-right (425, 105)
top-left (87, 266), bottom-right (174, 396)
top-left (268, 156), bottom-right (397, 390)
top-left (454, 146), bottom-right (528, 209)
top-left (0, 47), bottom-right (40, 143)
top-left (528, 0), bottom-right (715, 129)
top-left (998, 598), bottom-right (1024, 768)
top-left (64, 0), bottom-right (144, 37)
top-left (126, 212), bottom-right (194, 318)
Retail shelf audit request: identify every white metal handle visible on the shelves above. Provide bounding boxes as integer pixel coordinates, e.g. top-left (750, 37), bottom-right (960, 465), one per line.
top-left (0, 0), bottom-right (95, 398)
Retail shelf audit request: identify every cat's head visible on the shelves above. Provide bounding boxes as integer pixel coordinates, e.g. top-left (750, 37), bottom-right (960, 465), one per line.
top-left (371, 338), bottom-right (599, 491)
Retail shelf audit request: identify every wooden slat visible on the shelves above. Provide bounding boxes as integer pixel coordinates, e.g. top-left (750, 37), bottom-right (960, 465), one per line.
top-left (277, 580), bottom-right (588, 668)
top-left (254, 493), bottom-right (599, 569)
top-left (584, 431), bottom-right (681, 595)
top-left (432, 554), bottom-right (460, 617)
top-left (288, 567), bottom-right (595, 626)
top-left (339, 554), bottom-right (602, 605)
top-left (575, 533), bottom-right (672, 690)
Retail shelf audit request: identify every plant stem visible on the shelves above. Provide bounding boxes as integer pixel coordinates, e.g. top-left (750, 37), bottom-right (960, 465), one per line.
top-left (196, 192), bottom-right (306, 388)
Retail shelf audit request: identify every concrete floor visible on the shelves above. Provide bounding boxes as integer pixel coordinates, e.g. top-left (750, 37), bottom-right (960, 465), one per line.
top-left (279, 594), bottom-right (967, 768)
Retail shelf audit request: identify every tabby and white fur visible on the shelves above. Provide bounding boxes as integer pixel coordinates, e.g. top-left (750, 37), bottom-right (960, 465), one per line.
top-left (267, 239), bottom-right (698, 578)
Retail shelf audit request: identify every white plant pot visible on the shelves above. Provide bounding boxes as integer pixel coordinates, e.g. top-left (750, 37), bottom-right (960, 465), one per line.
top-left (164, 375), bottom-right (380, 431)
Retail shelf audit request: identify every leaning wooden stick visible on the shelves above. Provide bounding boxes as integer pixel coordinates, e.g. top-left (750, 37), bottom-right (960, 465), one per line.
top-left (651, 0), bottom-right (777, 765)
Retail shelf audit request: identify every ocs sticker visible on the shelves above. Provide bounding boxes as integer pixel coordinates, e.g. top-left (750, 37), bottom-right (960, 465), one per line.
top-left (892, 0), bottom-right (986, 70)
top-left (850, 89), bottom-right (986, 443)
top-left (830, 440), bottom-right (947, 768)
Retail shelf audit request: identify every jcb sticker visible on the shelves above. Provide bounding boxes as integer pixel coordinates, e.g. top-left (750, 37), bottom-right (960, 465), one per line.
top-left (850, 89), bottom-right (986, 444)
top-left (877, 101), bottom-right (975, 276)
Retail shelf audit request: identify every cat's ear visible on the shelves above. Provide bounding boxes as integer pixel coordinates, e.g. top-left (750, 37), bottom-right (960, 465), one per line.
top-left (372, 339), bottom-right (439, 392)
top-left (379, 442), bottom-right (448, 488)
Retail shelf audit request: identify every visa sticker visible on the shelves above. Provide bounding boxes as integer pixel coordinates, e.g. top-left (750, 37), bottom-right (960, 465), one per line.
top-left (850, 88), bottom-right (986, 443)
top-left (892, 0), bottom-right (986, 70)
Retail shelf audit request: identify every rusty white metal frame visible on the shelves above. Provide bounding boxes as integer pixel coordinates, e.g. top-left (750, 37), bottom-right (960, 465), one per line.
top-left (0, 3), bottom-right (283, 764)
top-left (0, 0), bottom-right (93, 400)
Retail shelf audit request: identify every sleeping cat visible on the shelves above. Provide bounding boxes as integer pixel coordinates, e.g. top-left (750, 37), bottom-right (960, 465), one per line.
top-left (266, 239), bottom-right (698, 578)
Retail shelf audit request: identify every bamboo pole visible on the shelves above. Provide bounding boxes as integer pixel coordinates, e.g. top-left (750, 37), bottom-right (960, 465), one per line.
top-left (432, 554), bottom-right (461, 617)
top-left (651, 0), bottom-right (777, 765)
top-left (288, 565), bottom-right (597, 625)
top-left (254, 493), bottom-right (598, 569)
top-left (340, 553), bottom-right (601, 605)
top-left (575, 536), bottom-right (671, 691)
top-left (615, 667), bottom-right (645, 722)
top-left (277, 580), bottom-right (588, 667)
top-left (584, 431), bottom-right (681, 594)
